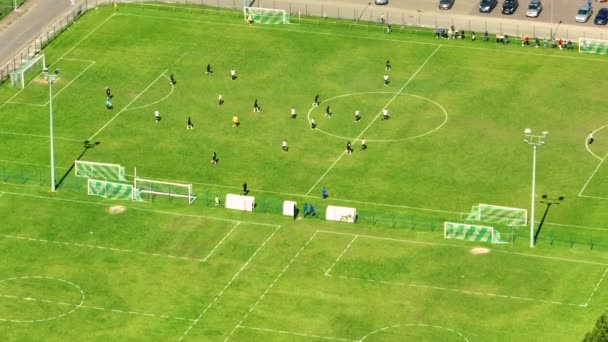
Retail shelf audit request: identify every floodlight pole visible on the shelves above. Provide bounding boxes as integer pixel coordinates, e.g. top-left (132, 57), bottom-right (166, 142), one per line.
top-left (523, 129), bottom-right (548, 248)
top-left (46, 73), bottom-right (57, 192)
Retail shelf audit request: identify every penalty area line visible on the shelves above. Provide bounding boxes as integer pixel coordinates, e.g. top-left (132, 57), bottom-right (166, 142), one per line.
top-left (88, 69), bottom-right (168, 141)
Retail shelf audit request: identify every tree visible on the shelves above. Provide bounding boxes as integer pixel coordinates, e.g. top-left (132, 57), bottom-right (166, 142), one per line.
top-left (584, 312), bottom-right (608, 342)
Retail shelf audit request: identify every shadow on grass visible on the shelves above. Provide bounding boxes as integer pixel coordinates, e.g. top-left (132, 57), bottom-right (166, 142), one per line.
top-left (55, 140), bottom-right (99, 190)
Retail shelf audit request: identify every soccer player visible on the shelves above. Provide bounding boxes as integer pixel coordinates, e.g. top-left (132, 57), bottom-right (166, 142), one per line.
top-left (218, 94), bottom-right (224, 105)
top-left (382, 108), bottom-right (389, 120)
top-left (211, 152), bottom-right (218, 164)
top-left (206, 64), bottom-right (213, 75)
top-left (106, 87), bottom-right (112, 99)
top-left (291, 107), bottom-right (297, 119)
top-left (310, 118), bottom-right (317, 129)
top-left (361, 138), bottom-right (367, 150)
top-left (214, 195), bottom-right (220, 206)
top-left (325, 105), bottom-right (332, 118)
top-left (170, 73), bottom-right (176, 85)
top-left (346, 141), bottom-right (353, 154)
top-left (232, 114), bottom-right (240, 128)
top-left (105, 98), bottom-right (112, 109)
top-left (354, 109), bottom-right (361, 122)
top-left (230, 68), bottom-right (237, 80)
top-left (313, 94), bottom-right (320, 107)
top-left (253, 99), bottom-right (260, 112)
top-left (384, 73), bottom-right (389, 86)
top-left (282, 139), bottom-right (289, 152)
top-left (386, 60), bottom-right (391, 71)
top-left (243, 182), bottom-right (248, 195)
top-left (588, 131), bottom-right (595, 145)
top-left (322, 186), bottom-right (328, 199)
top-left (187, 116), bottom-right (194, 129)
top-left (154, 110), bottom-right (161, 123)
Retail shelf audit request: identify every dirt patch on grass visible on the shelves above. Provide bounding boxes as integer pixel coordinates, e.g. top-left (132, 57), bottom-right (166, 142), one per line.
top-left (107, 205), bottom-right (126, 215)
top-left (470, 247), bottom-right (490, 255)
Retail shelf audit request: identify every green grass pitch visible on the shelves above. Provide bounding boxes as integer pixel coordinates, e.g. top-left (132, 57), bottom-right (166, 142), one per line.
top-left (1, 3), bottom-right (608, 341)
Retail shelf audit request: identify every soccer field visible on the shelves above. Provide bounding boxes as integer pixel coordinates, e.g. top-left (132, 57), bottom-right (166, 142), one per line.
top-left (1, 3), bottom-right (608, 341)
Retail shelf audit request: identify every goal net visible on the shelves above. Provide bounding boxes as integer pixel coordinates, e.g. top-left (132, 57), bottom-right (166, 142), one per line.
top-left (10, 54), bottom-right (45, 88)
top-left (463, 203), bottom-right (527, 226)
top-left (243, 7), bottom-right (289, 24)
top-left (134, 177), bottom-right (196, 204)
top-left (579, 38), bottom-right (608, 55)
top-left (444, 222), bottom-right (509, 244)
top-left (75, 160), bottom-right (126, 182)
top-left (88, 179), bottom-right (134, 200)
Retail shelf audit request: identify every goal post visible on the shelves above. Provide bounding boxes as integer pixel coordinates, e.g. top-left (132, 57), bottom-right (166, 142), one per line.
top-left (134, 177), bottom-right (196, 204)
top-left (243, 6), bottom-right (289, 24)
top-left (88, 179), bottom-right (134, 200)
top-left (444, 222), bottom-right (511, 244)
top-left (10, 54), bottom-right (45, 88)
top-left (578, 38), bottom-right (608, 55)
top-left (75, 160), bottom-right (126, 182)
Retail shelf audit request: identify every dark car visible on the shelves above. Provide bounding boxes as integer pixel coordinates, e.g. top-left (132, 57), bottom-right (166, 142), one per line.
top-left (479, 0), bottom-right (498, 13)
top-left (502, 0), bottom-right (519, 14)
top-left (594, 7), bottom-right (608, 25)
top-left (439, 0), bottom-right (455, 10)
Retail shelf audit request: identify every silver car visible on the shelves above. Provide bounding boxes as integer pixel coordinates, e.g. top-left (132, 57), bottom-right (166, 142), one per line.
top-left (575, 5), bottom-right (593, 23)
top-left (525, 0), bottom-right (542, 17)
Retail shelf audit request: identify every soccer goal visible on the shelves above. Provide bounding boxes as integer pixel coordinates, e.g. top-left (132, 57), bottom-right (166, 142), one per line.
top-left (243, 7), bottom-right (289, 24)
top-left (444, 222), bottom-right (510, 244)
top-left (579, 38), bottom-right (608, 55)
top-left (134, 178), bottom-right (196, 204)
top-left (10, 54), bottom-right (45, 89)
top-left (75, 160), bottom-right (126, 182)
top-left (463, 203), bottom-right (527, 227)
top-left (88, 179), bottom-right (134, 200)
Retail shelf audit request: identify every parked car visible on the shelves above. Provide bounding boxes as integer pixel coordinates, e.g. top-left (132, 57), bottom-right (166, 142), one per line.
top-left (479, 0), bottom-right (498, 13)
top-left (502, 0), bottom-right (518, 14)
top-left (525, 0), bottom-right (542, 17)
top-left (594, 7), bottom-right (608, 25)
top-left (439, 0), bottom-right (455, 10)
top-left (575, 5), bottom-right (593, 23)
top-left (374, 0), bottom-right (388, 5)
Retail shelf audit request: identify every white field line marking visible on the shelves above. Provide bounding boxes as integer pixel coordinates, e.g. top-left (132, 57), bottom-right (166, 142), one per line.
top-left (126, 75), bottom-right (174, 111)
top-left (59, 58), bottom-right (97, 63)
top-left (325, 274), bottom-right (581, 307)
top-left (178, 225), bottom-right (281, 341)
top-left (358, 323), bottom-right (470, 342)
top-left (317, 230), bottom-right (608, 266)
top-left (579, 194), bottom-right (608, 201)
top-left (0, 192), bottom-right (4, 199)
top-left (0, 159), bottom-right (70, 169)
top-left (0, 15), bottom-right (114, 112)
top-left (115, 12), bottom-right (608, 64)
top-left (325, 235), bottom-right (358, 276)
top-left (0, 131), bottom-right (82, 142)
top-left (238, 325), bottom-right (356, 342)
top-left (578, 153), bottom-right (608, 197)
top-left (202, 222), bottom-right (240, 262)
top-left (173, 42), bottom-right (198, 65)
top-left (0, 191), bottom-right (280, 228)
top-left (0, 293), bottom-right (195, 322)
top-left (304, 45), bottom-right (441, 195)
top-left (225, 230), bottom-right (320, 341)
top-left (583, 266), bottom-right (608, 307)
top-left (0, 234), bottom-right (206, 263)
top-left (541, 221), bottom-right (608, 232)
top-left (42, 60), bottom-right (96, 106)
top-left (87, 69), bottom-right (168, 141)
top-left (585, 125), bottom-right (608, 161)
top-left (6, 101), bottom-right (45, 107)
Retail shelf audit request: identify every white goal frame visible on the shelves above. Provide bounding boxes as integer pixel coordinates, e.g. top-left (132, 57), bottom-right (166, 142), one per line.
top-left (579, 38), bottom-right (608, 55)
top-left (74, 160), bottom-right (126, 181)
top-left (243, 6), bottom-right (289, 24)
top-left (10, 54), bottom-right (45, 89)
top-left (134, 177), bottom-right (196, 204)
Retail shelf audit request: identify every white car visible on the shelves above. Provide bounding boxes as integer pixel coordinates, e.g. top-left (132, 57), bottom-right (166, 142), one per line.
top-left (374, 0), bottom-right (388, 5)
top-left (575, 5), bottom-right (593, 23)
top-left (525, 0), bottom-right (542, 17)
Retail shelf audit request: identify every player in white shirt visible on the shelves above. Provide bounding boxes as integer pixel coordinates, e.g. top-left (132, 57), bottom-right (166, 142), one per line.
top-left (354, 109), bottom-right (361, 122)
top-left (383, 74), bottom-right (389, 86)
top-left (154, 110), bottom-right (161, 123)
top-left (291, 107), bottom-right (297, 119)
top-left (282, 140), bottom-right (289, 152)
top-left (230, 68), bottom-right (237, 80)
top-left (382, 108), bottom-right (389, 120)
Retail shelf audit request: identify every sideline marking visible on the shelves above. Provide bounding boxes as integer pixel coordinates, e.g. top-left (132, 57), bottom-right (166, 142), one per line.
top-left (238, 325), bottom-right (356, 342)
top-left (0, 131), bottom-right (82, 142)
top-left (0, 234), bottom-right (207, 263)
top-left (6, 101), bottom-right (45, 107)
top-left (325, 235), bottom-right (358, 276)
top-left (0, 191), bottom-right (280, 228)
top-left (304, 46), bottom-right (441, 196)
top-left (225, 231), bottom-right (320, 341)
top-left (583, 266), bottom-right (608, 307)
top-left (87, 69), bottom-right (168, 141)
top-left (359, 323), bottom-right (469, 342)
top-left (202, 222), bottom-right (240, 262)
top-left (0, 159), bottom-right (70, 169)
top-left (178, 225), bottom-right (281, 341)
top-left (578, 153), bottom-right (608, 197)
